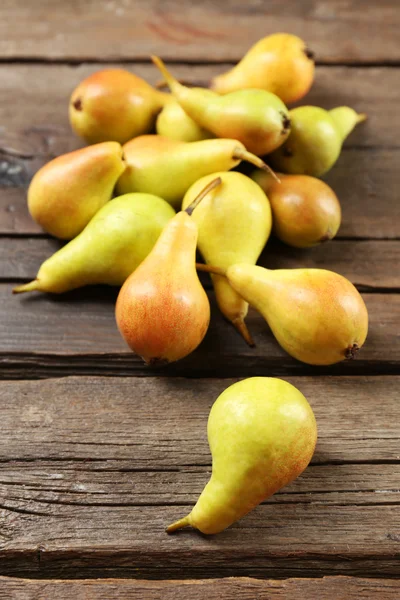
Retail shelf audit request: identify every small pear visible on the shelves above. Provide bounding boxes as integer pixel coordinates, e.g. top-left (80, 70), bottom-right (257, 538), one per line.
top-left (156, 99), bottom-right (213, 142)
top-left (167, 377), bottom-right (317, 535)
top-left (251, 171), bottom-right (341, 248)
top-left (213, 265), bottom-right (368, 365)
top-left (28, 142), bottom-right (126, 240)
top-left (69, 69), bottom-right (170, 144)
top-left (152, 56), bottom-right (291, 156)
top-left (117, 135), bottom-right (275, 209)
top-left (270, 106), bottom-right (366, 177)
top-left (182, 172), bottom-right (272, 345)
top-left (116, 179), bottom-right (221, 365)
top-left (13, 194), bottom-right (175, 294)
top-left (211, 33), bottom-right (315, 104)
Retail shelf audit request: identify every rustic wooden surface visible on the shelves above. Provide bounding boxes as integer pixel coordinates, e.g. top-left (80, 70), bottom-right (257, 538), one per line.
top-left (0, 0), bottom-right (399, 597)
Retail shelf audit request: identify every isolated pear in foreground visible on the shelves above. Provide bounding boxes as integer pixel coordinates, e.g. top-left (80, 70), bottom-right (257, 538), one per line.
top-left (182, 172), bottom-right (272, 345)
top-left (251, 171), bottom-right (341, 248)
top-left (211, 33), bottom-right (315, 104)
top-left (152, 56), bottom-right (291, 156)
top-left (28, 142), bottom-right (126, 240)
top-left (13, 194), bottom-right (175, 294)
top-left (117, 135), bottom-right (276, 209)
top-left (116, 178), bottom-right (221, 365)
top-left (69, 69), bottom-right (170, 144)
top-left (167, 377), bottom-right (317, 535)
top-left (270, 106), bottom-right (366, 177)
top-left (156, 99), bottom-right (212, 143)
top-left (199, 264), bottom-right (368, 365)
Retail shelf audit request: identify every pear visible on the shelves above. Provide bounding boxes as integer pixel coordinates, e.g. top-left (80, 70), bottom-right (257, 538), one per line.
top-left (27, 142), bottom-right (126, 240)
top-left (13, 194), bottom-right (175, 294)
top-left (269, 106), bottom-right (366, 177)
top-left (200, 265), bottom-right (368, 366)
top-left (69, 69), bottom-right (170, 144)
top-left (251, 171), bottom-right (341, 248)
top-left (182, 172), bottom-right (272, 345)
top-left (211, 33), bottom-right (315, 104)
top-left (152, 56), bottom-right (291, 156)
top-left (116, 178), bottom-right (221, 365)
top-left (156, 99), bottom-right (213, 143)
top-left (117, 135), bottom-right (276, 209)
top-left (167, 377), bottom-right (317, 535)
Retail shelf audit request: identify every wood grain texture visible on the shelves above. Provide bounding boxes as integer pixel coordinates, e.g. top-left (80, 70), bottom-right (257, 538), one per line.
top-left (0, 376), bottom-right (399, 578)
top-left (0, 0), bottom-right (399, 63)
top-left (0, 576), bottom-right (399, 600)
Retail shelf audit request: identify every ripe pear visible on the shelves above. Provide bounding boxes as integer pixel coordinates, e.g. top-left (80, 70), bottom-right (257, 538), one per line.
top-left (182, 172), bottom-right (272, 345)
top-left (116, 179), bottom-right (221, 365)
top-left (211, 33), bottom-right (315, 104)
top-left (69, 69), bottom-right (170, 144)
top-left (251, 171), bottom-right (341, 248)
top-left (206, 265), bottom-right (368, 365)
top-left (117, 135), bottom-right (276, 209)
top-left (167, 377), bottom-right (317, 535)
top-left (13, 194), bottom-right (175, 294)
top-left (152, 56), bottom-right (291, 156)
top-left (269, 106), bottom-right (366, 177)
top-left (27, 142), bottom-right (126, 240)
top-left (156, 99), bottom-right (213, 142)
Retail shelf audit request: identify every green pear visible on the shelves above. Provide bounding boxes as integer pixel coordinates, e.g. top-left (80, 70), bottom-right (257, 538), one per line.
top-left (117, 135), bottom-right (275, 209)
top-left (13, 194), bottom-right (175, 294)
top-left (28, 142), bottom-right (126, 240)
top-left (152, 56), bottom-right (291, 156)
top-left (167, 377), bottom-right (317, 535)
top-left (269, 106), bottom-right (366, 177)
top-left (182, 172), bottom-right (272, 345)
top-left (156, 99), bottom-right (213, 142)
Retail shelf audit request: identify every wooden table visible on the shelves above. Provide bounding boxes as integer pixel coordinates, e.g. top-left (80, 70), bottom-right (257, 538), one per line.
top-left (0, 1), bottom-right (399, 597)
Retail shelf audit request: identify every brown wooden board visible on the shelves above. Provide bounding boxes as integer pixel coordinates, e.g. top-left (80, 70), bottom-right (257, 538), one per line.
top-left (0, 0), bottom-right (399, 63)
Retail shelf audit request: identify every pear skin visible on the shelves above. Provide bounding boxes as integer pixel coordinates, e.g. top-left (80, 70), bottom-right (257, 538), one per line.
top-left (69, 69), bottom-right (170, 144)
top-left (13, 194), bottom-right (175, 294)
top-left (225, 265), bottom-right (368, 365)
top-left (182, 172), bottom-right (272, 345)
top-left (117, 135), bottom-right (274, 209)
top-left (152, 56), bottom-right (291, 157)
top-left (156, 99), bottom-right (213, 142)
top-left (27, 142), bottom-right (126, 240)
top-left (167, 377), bottom-right (317, 534)
top-left (270, 106), bottom-right (366, 177)
top-left (211, 33), bottom-right (315, 104)
top-left (251, 171), bottom-right (341, 247)
top-left (116, 211), bottom-right (210, 365)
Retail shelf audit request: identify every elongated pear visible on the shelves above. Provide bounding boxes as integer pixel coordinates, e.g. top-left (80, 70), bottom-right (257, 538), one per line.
top-left (251, 171), bottom-right (341, 247)
top-left (167, 377), bottom-right (317, 535)
top-left (28, 142), bottom-right (126, 240)
top-left (215, 265), bottom-right (368, 365)
top-left (152, 56), bottom-right (291, 156)
top-left (211, 33), bottom-right (315, 104)
top-left (69, 69), bottom-right (170, 144)
top-left (116, 179), bottom-right (221, 365)
top-left (182, 172), bottom-right (272, 345)
top-left (270, 106), bottom-right (366, 177)
top-left (156, 99), bottom-right (212, 142)
top-left (13, 194), bottom-right (175, 294)
top-left (117, 135), bottom-right (275, 209)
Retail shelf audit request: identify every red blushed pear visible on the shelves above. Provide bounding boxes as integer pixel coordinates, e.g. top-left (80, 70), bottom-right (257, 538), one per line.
top-left (115, 178), bottom-right (221, 365)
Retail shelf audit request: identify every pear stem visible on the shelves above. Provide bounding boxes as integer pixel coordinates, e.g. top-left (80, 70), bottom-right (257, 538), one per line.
top-left (232, 317), bottom-right (255, 347)
top-left (185, 177), bottom-right (222, 216)
top-left (356, 113), bottom-right (367, 124)
top-left (156, 78), bottom-right (197, 90)
top-left (232, 148), bottom-right (280, 183)
top-left (12, 280), bottom-right (40, 294)
top-left (196, 263), bottom-right (227, 276)
top-left (152, 56), bottom-right (180, 93)
top-left (166, 515), bottom-right (192, 534)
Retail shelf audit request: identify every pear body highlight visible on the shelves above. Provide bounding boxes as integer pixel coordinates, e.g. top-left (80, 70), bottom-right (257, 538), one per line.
top-left (156, 99), bottom-right (212, 142)
top-left (168, 377), bottom-right (317, 534)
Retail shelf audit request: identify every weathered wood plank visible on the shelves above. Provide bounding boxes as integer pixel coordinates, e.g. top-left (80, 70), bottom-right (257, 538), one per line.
top-left (0, 0), bottom-right (399, 63)
top-left (0, 575), bottom-right (399, 600)
top-left (0, 376), bottom-right (399, 578)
